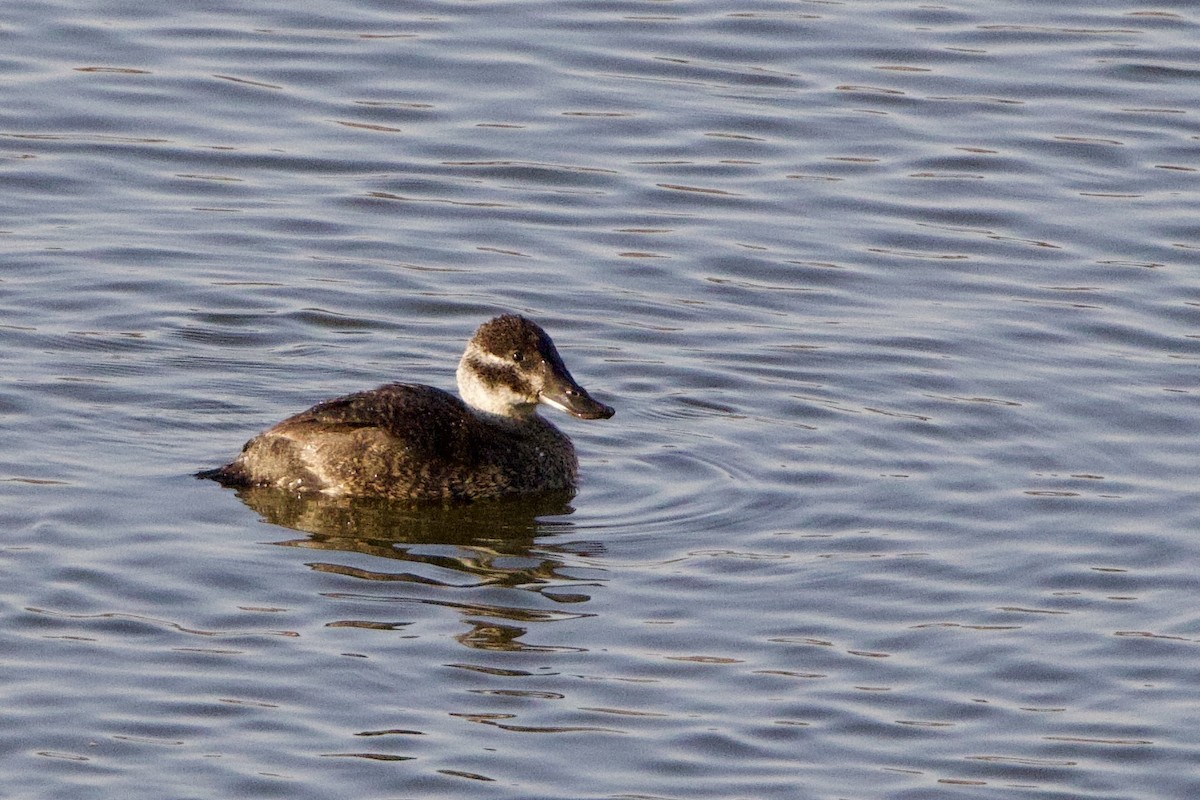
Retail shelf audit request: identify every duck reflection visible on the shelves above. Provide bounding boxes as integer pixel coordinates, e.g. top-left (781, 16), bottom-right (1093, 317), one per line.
top-left (230, 485), bottom-right (599, 601)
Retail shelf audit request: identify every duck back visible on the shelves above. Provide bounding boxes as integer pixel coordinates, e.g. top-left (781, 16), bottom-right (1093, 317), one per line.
top-left (204, 383), bottom-right (578, 501)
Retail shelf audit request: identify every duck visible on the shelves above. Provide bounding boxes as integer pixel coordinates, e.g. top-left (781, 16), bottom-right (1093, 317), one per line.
top-left (197, 314), bottom-right (614, 501)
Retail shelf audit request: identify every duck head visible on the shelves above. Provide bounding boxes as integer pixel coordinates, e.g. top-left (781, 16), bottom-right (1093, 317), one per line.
top-left (456, 314), bottom-right (615, 421)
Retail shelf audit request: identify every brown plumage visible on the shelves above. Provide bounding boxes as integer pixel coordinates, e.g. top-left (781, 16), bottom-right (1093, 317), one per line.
top-left (198, 315), bottom-right (614, 501)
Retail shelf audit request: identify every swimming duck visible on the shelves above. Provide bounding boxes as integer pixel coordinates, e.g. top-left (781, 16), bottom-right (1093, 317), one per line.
top-left (198, 314), bottom-right (614, 501)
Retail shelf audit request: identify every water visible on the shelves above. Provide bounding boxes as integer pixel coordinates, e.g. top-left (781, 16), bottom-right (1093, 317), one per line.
top-left (3, 1), bottom-right (1199, 797)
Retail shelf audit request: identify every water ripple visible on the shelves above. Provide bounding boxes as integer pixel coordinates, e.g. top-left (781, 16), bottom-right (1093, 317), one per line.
top-left (2, 1), bottom-right (1199, 798)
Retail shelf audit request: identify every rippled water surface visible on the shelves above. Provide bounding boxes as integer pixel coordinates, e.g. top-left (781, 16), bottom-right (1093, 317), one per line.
top-left (3, 1), bottom-right (1199, 797)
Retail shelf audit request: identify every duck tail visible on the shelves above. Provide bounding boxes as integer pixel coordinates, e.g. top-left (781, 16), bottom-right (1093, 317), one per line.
top-left (195, 463), bottom-right (249, 487)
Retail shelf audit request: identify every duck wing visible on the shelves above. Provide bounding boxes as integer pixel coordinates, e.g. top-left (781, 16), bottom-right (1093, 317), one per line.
top-left (290, 383), bottom-right (462, 429)
top-left (207, 384), bottom-right (482, 494)
top-left (273, 382), bottom-right (481, 459)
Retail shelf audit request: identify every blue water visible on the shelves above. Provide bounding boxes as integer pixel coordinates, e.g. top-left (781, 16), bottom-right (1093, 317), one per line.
top-left (2, 1), bottom-right (1199, 798)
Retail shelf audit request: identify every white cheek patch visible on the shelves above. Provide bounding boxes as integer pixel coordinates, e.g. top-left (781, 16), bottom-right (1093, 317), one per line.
top-left (473, 350), bottom-right (511, 369)
top-left (457, 350), bottom-right (536, 417)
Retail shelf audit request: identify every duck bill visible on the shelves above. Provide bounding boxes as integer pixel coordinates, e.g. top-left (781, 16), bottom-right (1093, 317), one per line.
top-left (539, 375), bottom-right (615, 420)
